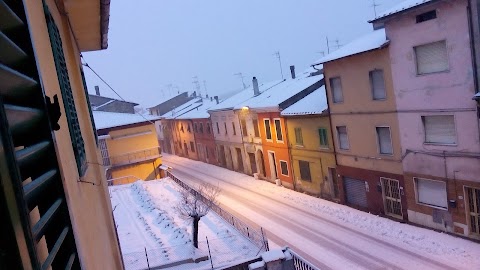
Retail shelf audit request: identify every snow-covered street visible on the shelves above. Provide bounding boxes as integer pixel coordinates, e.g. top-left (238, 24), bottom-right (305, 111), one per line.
top-left (162, 154), bottom-right (480, 270)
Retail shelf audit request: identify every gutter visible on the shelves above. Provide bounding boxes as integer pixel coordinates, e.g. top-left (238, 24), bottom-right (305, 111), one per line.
top-left (100, 0), bottom-right (111, 49)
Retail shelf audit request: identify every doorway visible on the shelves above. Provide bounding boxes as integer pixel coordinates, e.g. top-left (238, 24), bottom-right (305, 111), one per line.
top-left (466, 187), bottom-right (480, 236)
top-left (248, 152), bottom-right (257, 174)
top-left (236, 148), bottom-right (244, 172)
top-left (381, 177), bottom-right (403, 219)
top-left (268, 151), bottom-right (278, 179)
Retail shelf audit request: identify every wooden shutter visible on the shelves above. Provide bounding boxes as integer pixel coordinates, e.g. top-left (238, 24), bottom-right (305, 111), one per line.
top-left (253, 119), bottom-right (260, 137)
top-left (80, 67), bottom-right (98, 145)
top-left (376, 127), bottom-right (393, 154)
top-left (330, 77), bottom-right (343, 103)
top-left (45, 7), bottom-right (87, 176)
top-left (319, 128), bottom-right (328, 147)
top-left (294, 128), bottom-right (303, 145)
top-left (299, 160), bottom-right (311, 181)
top-left (274, 119), bottom-right (282, 141)
top-left (264, 119), bottom-right (272, 140)
top-left (423, 115), bottom-right (456, 144)
top-left (337, 126), bottom-right (349, 150)
top-left (416, 178), bottom-right (448, 208)
top-left (370, 70), bottom-right (386, 100)
top-left (415, 41), bottom-right (448, 74)
top-left (241, 119), bottom-right (247, 136)
top-left (280, 161), bottom-right (288, 175)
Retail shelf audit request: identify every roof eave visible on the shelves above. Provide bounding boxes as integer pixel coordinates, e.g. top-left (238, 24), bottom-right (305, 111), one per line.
top-left (100, 0), bottom-right (110, 49)
top-left (312, 41), bottom-right (390, 66)
top-left (368, 0), bottom-right (440, 24)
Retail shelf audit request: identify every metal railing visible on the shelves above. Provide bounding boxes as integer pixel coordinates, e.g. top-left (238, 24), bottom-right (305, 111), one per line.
top-left (106, 146), bottom-right (161, 166)
top-left (107, 175), bottom-right (142, 186)
top-left (166, 171), bottom-right (269, 253)
top-left (287, 247), bottom-right (320, 270)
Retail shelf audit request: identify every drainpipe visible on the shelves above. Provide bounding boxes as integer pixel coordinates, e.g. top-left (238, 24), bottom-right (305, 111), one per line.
top-left (283, 116), bottom-right (297, 191)
top-left (467, 0), bottom-right (480, 96)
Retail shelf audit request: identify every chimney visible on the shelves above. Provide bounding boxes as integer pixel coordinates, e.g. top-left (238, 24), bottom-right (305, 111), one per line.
top-left (214, 96), bottom-right (219, 104)
top-left (253, 77), bottom-right (260, 96)
top-left (290, 65), bottom-right (296, 79)
top-left (192, 91), bottom-right (197, 98)
top-left (210, 97), bottom-right (213, 101)
top-left (95, 85), bottom-right (100, 96)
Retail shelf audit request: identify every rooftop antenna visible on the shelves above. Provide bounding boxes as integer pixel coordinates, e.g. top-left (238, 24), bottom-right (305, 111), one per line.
top-left (234, 72), bottom-right (247, 89)
top-left (192, 76), bottom-right (201, 97)
top-left (326, 37), bottom-right (330, 54)
top-left (174, 85), bottom-right (180, 94)
top-left (371, 0), bottom-right (380, 17)
top-left (334, 39), bottom-right (342, 49)
top-left (273, 51), bottom-right (284, 80)
top-left (166, 84), bottom-right (173, 96)
top-left (203, 80), bottom-right (208, 97)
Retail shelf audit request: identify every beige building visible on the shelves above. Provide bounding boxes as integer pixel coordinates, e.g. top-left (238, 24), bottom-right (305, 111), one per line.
top-left (1, 0), bottom-right (123, 269)
top-left (314, 28), bottom-right (407, 220)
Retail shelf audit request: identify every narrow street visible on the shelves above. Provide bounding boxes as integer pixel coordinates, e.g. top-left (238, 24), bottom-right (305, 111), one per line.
top-left (162, 154), bottom-right (480, 270)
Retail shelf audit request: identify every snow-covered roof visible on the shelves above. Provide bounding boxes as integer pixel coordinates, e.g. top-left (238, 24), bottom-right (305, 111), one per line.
top-left (235, 74), bottom-right (323, 110)
top-left (370, 0), bottom-right (435, 22)
top-left (208, 80), bottom-right (284, 112)
top-left (281, 86), bottom-right (327, 116)
top-left (174, 98), bottom-right (218, 119)
top-left (144, 92), bottom-right (185, 109)
top-left (161, 98), bottom-right (203, 119)
top-left (93, 111), bottom-right (160, 130)
top-left (473, 92), bottom-right (480, 100)
top-left (312, 28), bottom-right (388, 65)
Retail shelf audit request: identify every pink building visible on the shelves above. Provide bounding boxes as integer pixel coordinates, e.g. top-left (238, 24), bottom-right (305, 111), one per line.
top-left (371, 0), bottom-right (480, 239)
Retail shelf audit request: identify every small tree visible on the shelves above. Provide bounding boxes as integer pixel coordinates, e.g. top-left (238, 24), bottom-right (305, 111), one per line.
top-left (176, 183), bottom-right (220, 248)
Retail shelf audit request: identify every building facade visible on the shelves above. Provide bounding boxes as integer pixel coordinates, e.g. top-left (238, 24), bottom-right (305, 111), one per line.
top-left (95, 112), bottom-right (162, 184)
top-left (282, 88), bottom-right (338, 199)
top-left (317, 29), bottom-right (407, 220)
top-left (373, 0), bottom-right (480, 237)
top-left (0, 0), bottom-right (123, 268)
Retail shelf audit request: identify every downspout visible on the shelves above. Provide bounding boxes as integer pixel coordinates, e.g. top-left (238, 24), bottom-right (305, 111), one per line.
top-left (283, 116), bottom-right (297, 191)
top-left (467, 0), bottom-right (479, 96)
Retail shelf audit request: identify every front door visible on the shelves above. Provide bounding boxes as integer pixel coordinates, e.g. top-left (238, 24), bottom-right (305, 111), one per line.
top-left (236, 148), bottom-right (244, 172)
top-left (248, 153), bottom-right (257, 174)
top-left (466, 187), bottom-right (480, 236)
top-left (268, 151), bottom-right (277, 179)
top-left (381, 177), bottom-right (403, 219)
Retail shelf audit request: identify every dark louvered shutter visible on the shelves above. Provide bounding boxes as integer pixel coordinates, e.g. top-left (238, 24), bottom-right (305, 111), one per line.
top-left (80, 67), bottom-right (98, 145)
top-left (0, 0), bottom-right (79, 269)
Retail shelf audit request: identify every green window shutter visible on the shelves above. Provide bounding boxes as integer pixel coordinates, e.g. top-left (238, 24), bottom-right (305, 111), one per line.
top-left (80, 67), bottom-right (98, 145)
top-left (294, 128), bottom-right (303, 145)
top-left (319, 128), bottom-right (328, 146)
top-left (45, 7), bottom-right (87, 176)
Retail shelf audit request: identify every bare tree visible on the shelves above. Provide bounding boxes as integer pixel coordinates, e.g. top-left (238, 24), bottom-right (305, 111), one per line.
top-left (176, 183), bottom-right (220, 248)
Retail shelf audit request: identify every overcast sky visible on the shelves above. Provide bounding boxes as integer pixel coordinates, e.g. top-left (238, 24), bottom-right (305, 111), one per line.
top-left (83, 0), bottom-right (403, 108)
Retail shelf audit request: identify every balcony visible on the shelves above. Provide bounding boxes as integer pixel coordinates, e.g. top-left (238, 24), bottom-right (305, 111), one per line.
top-left (103, 146), bottom-right (161, 167)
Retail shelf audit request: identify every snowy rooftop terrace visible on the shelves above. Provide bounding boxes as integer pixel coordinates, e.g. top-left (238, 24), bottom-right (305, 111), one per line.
top-left (281, 86), bottom-right (327, 116)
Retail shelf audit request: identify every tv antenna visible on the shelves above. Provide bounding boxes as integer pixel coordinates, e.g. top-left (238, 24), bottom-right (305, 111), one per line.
top-left (234, 72), bottom-right (247, 89)
top-left (203, 80), bottom-right (208, 97)
top-left (273, 51), bottom-right (284, 80)
top-left (192, 76), bottom-right (201, 97)
top-left (372, 0), bottom-right (380, 17)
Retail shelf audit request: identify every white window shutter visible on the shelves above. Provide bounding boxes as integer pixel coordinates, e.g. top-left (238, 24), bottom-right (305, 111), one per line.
top-left (330, 77), bottom-right (343, 103)
top-left (416, 178), bottom-right (448, 208)
top-left (376, 127), bottom-right (393, 154)
top-left (337, 126), bottom-right (349, 150)
top-left (415, 41), bottom-right (448, 74)
top-left (371, 70), bottom-right (386, 100)
top-left (423, 115), bottom-right (456, 144)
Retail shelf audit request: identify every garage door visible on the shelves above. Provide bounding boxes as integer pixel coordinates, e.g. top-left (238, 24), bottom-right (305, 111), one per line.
top-left (344, 177), bottom-right (368, 208)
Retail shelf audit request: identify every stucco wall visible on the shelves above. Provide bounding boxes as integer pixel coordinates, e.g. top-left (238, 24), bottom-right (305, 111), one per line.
top-left (25, 0), bottom-right (123, 268)
top-left (385, 0), bottom-right (480, 182)
top-left (106, 124), bottom-right (159, 158)
top-left (174, 119), bottom-right (198, 160)
top-left (210, 111), bottom-right (243, 144)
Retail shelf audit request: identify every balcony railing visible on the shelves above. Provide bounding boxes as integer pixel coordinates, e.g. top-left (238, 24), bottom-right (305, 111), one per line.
top-left (103, 146), bottom-right (161, 167)
top-left (107, 175), bottom-right (142, 186)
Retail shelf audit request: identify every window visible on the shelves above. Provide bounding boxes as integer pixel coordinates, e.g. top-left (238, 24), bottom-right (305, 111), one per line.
top-left (241, 119), bottom-right (248, 136)
top-left (232, 122), bottom-right (236, 135)
top-left (336, 126), bottom-right (349, 150)
top-left (216, 122), bottom-right (220, 134)
top-left (207, 123), bottom-right (211, 134)
top-left (299, 160), bottom-right (311, 182)
top-left (415, 40), bottom-right (448, 75)
top-left (264, 119), bottom-right (272, 140)
top-left (294, 128), bottom-right (303, 145)
top-left (376, 127), bottom-right (393, 154)
top-left (199, 123), bottom-right (203, 133)
top-left (187, 124), bottom-right (191, 133)
top-left (46, 11), bottom-right (87, 176)
top-left (224, 122), bottom-right (228, 135)
top-left (422, 115), bottom-right (456, 144)
top-left (416, 10), bottom-right (436, 23)
top-left (370, 69), bottom-right (386, 100)
top-left (253, 119), bottom-right (260, 137)
top-left (415, 178), bottom-right (447, 209)
top-left (330, 77), bottom-right (343, 103)
top-left (274, 119), bottom-right (283, 141)
top-left (193, 123), bottom-right (197, 133)
top-left (190, 141), bottom-right (195, 152)
top-left (318, 128), bottom-right (328, 147)
top-left (181, 124), bottom-right (184, 133)
top-left (280, 160), bottom-right (289, 176)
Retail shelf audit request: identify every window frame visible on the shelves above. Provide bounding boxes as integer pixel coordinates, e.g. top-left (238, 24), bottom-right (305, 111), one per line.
top-left (336, 126), bottom-right (350, 150)
top-left (232, 122), bottom-right (236, 135)
top-left (264, 119), bottom-right (273, 141)
top-left (216, 122), bottom-right (220, 134)
top-left (253, 119), bottom-right (260, 138)
top-left (422, 115), bottom-right (457, 145)
top-left (318, 128), bottom-right (329, 148)
top-left (330, 76), bottom-right (344, 103)
top-left (274, 118), bottom-right (283, 143)
top-left (416, 10), bottom-right (437, 23)
top-left (414, 177), bottom-right (448, 209)
top-left (414, 40), bottom-right (449, 75)
top-left (375, 126), bottom-right (394, 155)
top-left (224, 122), bottom-right (228, 135)
top-left (241, 119), bottom-right (248, 137)
top-left (280, 160), bottom-right (289, 176)
top-left (190, 141), bottom-right (195, 152)
top-left (369, 69), bottom-right (387, 101)
top-left (294, 127), bottom-right (303, 146)
top-left (298, 160), bottom-right (312, 182)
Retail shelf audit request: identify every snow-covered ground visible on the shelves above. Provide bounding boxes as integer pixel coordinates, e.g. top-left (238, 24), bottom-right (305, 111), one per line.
top-left (162, 154), bottom-right (480, 270)
top-left (109, 179), bottom-right (260, 270)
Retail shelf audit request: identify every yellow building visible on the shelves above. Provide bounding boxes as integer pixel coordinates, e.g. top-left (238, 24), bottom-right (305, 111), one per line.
top-left (282, 87), bottom-right (338, 199)
top-left (1, 0), bottom-right (123, 269)
top-left (94, 111), bottom-right (162, 184)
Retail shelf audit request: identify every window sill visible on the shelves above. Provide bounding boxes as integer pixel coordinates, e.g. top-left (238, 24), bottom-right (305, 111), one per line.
top-left (416, 69), bottom-right (450, 77)
top-left (295, 145), bottom-right (305, 148)
top-left (416, 201), bottom-right (448, 211)
top-left (423, 142), bottom-right (457, 147)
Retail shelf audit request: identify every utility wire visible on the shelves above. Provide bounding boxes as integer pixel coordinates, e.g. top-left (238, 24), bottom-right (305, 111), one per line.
top-left (81, 56), bottom-right (155, 124)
